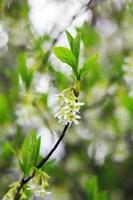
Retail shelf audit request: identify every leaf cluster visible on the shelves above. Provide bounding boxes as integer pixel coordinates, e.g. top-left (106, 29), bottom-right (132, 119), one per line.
top-left (53, 31), bottom-right (98, 81)
top-left (10, 130), bottom-right (41, 178)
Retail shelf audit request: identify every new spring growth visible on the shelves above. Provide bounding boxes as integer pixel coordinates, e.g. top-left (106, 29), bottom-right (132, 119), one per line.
top-left (55, 88), bottom-right (84, 125)
top-left (27, 169), bottom-right (50, 198)
top-left (53, 31), bottom-right (98, 126)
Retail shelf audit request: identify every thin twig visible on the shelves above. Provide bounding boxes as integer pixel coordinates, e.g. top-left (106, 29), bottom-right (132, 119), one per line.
top-left (37, 123), bottom-right (69, 169)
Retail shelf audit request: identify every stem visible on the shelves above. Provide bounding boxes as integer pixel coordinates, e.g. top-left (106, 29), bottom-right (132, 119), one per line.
top-left (14, 123), bottom-right (70, 200)
top-left (37, 123), bottom-right (69, 169)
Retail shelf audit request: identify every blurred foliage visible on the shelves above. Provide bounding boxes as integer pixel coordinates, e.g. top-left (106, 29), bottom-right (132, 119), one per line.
top-left (0, 0), bottom-right (133, 199)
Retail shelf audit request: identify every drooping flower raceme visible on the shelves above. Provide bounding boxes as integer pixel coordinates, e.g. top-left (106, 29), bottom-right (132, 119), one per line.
top-left (55, 88), bottom-right (84, 125)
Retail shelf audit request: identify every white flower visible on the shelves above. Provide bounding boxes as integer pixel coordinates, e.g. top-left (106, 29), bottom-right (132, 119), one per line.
top-left (27, 181), bottom-right (36, 190)
top-left (55, 89), bottom-right (84, 125)
top-left (28, 183), bottom-right (47, 198)
top-left (27, 177), bottom-right (51, 198)
top-left (34, 187), bottom-right (46, 197)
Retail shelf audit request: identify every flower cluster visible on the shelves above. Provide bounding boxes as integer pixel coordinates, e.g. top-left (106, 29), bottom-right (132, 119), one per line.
top-left (2, 182), bottom-right (20, 200)
top-left (27, 169), bottom-right (50, 198)
top-left (55, 88), bottom-right (84, 125)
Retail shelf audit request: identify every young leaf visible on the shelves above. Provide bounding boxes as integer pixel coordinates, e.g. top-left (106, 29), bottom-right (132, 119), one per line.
top-left (66, 31), bottom-right (81, 66)
top-left (79, 53), bottom-right (98, 79)
top-left (73, 32), bottom-right (81, 65)
top-left (33, 136), bottom-right (41, 166)
top-left (53, 47), bottom-right (77, 77)
top-left (20, 133), bottom-right (33, 177)
top-left (85, 176), bottom-right (98, 200)
top-left (4, 142), bottom-right (23, 171)
top-left (65, 31), bottom-right (74, 51)
top-left (20, 130), bottom-right (41, 177)
top-left (18, 53), bottom-right (33, 88)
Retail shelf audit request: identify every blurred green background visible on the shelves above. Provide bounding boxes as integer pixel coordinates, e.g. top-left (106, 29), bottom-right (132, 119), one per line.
top-left (0, 0), bottom-right (133, 199)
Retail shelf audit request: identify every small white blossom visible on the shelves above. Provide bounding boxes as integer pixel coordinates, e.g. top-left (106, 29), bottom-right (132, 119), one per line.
top-left (55, 89), bottom-right (84, 125)
top-left (34, 186), bottom-right (46, 197)
top-left (28, 183), bottom-right (47, 198)
top-left (27, 174), bottom-right (50, 198)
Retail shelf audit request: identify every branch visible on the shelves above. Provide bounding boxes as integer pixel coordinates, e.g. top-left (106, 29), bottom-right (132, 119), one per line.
top-left (14, 123), bottom-right (70, 200)
top-left (14, 1), bottom-right (104, 199)
top-left (37, 123), bottom-right (69, 169)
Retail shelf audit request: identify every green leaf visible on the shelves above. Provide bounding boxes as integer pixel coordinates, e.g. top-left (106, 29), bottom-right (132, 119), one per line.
top-left (85, 176), bottom-right (98, 200)
top-left (33, 136), bottom-right (41, 166)
top-left (65, 31), bottom-right (74, 51)
top-left (20, 133), bottom-right (32, 176)
top-left (79, 54), bottom-right (98, 79)
top-left (53, 47), bottom-right (77, 77)
top-left (66, 31), bottom-right (81, 66)
top-left (4, 142), bottom-right (23, 170)
top-left (20, 130), bottom-right (41, 177)
top-left (98, 192), bottom-right (108, 200)
top-left (73, 32), bottom-right (81, 65)
top-left (18, 53), bottom-right (33, 88)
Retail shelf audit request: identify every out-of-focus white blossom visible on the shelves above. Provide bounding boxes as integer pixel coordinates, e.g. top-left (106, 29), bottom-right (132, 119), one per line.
top-left (34, 187), bottom-right (51, 200)
top-left (29, 185), bottom-right (51, 200)
top-left (47, 87), bottom-right (58, 112)
top-left (96, 18), bottom-right (117, 38)
top-left (123, 55), bottom-right (133, 96)
top-left (112, 0), bottom-right (125, 10)
top-left (0, 24), bottom-right (8, 56)
top-left (0, 25), bottom-right (8, 48)
top-left (55, 89), bottom-right (84, 125)
top-left (44, 192), bottom-right (52, 200)
top-left (38, 127), bottom-right (64, 162)
top-left (115, 106), bottom-right (130, 132)
top-left (35, 189), bottom-right (46, 197)
top-left (87, 141), bottom-right (109, 165)
top-left (15, 103), bottom-right (43, 128)
top-left (90, 83), bottom-right (107, 101)
top-left (112, 141), bottom-right (128, 162)
top-left (33, 72), bottom-right (49, 94)
top-left (107, 84), bottom-right (118, 95)
top-left (28, 0), bottom-right (90, 36)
